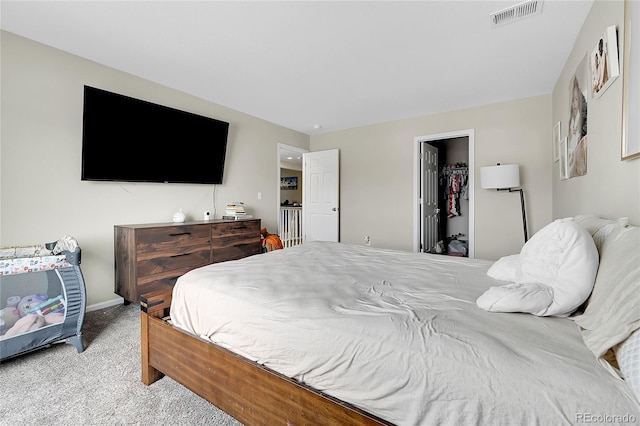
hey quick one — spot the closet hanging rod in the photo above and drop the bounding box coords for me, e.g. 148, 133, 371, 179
441, 167, 469, 174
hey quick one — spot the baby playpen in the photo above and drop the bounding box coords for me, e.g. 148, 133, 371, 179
0, 236, 86, 361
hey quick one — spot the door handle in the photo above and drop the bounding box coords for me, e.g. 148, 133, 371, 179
332, 207, 337, 211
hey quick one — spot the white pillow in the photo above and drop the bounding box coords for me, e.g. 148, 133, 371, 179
476, 282, 553, 313
616, 329, 640, 404
486, 254, 519, 282
477, 219, 599, 316
573, 224, 640, 376
573, 215, 618, 256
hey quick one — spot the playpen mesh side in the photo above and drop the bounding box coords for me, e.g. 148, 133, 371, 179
58, 266, 86, 347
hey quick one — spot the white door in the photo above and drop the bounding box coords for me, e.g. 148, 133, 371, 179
303, 149, 339, 242
421, 143, 439, 252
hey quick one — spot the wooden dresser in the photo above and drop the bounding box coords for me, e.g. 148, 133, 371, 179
114, 219, 261, 304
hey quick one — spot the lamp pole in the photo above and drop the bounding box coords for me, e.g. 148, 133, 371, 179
510, 188, 528, 243
496, 188, 528, 243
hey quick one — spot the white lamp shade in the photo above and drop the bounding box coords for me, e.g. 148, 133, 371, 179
480, 164, 520, 189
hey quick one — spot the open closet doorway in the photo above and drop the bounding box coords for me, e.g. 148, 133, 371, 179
277, 143, 309, 248
413, 130, 475, 258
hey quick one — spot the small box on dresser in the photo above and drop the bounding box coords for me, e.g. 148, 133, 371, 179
114, 219, 261, 304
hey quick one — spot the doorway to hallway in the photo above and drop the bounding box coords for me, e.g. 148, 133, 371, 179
278, 144, 308, 247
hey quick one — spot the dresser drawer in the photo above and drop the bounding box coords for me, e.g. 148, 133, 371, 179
211, 220, 260, 247
136, 243, 212, 277
211, 220, 261, 262
136, 263, 206, 296
136, 225, 211, 252
211, 220, 260, 237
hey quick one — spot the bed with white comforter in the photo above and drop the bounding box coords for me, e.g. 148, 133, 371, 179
171, 235, 640, 425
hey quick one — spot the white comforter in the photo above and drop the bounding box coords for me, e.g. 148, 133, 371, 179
171, 241, 640, 425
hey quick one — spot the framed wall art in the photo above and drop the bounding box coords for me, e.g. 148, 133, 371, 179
553, 121, 561, 162
622, 1, 640, 160
590, 25, 620, 99
559, 137, 569, 180
567, 54, 589, 177
280, 176, 298, 190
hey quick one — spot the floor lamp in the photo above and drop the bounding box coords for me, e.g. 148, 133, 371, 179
480, 163, 528, 243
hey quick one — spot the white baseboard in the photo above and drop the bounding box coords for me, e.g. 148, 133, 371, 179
86, 297, 125, 312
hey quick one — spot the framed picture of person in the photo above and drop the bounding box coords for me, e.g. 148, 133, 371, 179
590, 26, 620, 99
567, 54, 589, 178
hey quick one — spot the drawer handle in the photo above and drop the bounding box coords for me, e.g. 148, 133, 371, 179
170, 253, 191, 258
169, 232, 192, 236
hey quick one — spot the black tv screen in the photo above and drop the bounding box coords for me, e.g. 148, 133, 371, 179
81, 86, 229, 184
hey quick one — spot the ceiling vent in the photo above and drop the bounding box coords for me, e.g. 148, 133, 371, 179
490, 0, 543, 28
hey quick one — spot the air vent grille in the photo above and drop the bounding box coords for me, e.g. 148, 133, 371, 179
490, 0, 543, 27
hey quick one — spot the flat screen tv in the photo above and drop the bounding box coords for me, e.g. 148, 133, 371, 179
81, 86, 229, 184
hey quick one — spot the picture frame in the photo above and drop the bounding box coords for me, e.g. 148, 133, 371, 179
622, 1, 640, 160
567, 54, 589, 178
590, 25, 620, 99
553, 121, 561, 162
280, 176, 298, 190
559, 137, 568, 180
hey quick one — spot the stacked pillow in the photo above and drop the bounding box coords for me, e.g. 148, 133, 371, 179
573, 224, 640, 380
616, 329, 640, 404
572, 215, 618, 256
484, 254, 519, 282
479, 216, 640, 404
477, 218, 599, 317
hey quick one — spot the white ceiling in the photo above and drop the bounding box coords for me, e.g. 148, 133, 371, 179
280, 150, 305, 170
1, 1, 593, 136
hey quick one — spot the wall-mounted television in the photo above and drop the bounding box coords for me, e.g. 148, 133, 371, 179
81, 86, 229, 184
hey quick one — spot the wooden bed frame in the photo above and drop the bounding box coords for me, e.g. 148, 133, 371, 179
140, 287, 391, 425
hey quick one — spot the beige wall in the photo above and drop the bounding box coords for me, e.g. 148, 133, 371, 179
552, 0, 639, 224
0, 32, 309, 307
311, 95, 553, 260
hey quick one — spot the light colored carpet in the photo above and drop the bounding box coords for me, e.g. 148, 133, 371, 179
0, 303, 242, 425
